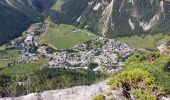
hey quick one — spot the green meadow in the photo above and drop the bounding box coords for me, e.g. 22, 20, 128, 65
42, 23, 96, 49
0, 57, 47, 75
0, 49, 47, 75
117, 34, 166, 50
0, 49, 20, 59
0, 49, 20, 68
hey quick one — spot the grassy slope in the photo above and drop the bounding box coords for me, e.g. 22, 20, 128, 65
48, 0, 90, 24
0, 49, 20, 59
103, 52, 170, 100
0, 45, 6, 51
0, 49, 20, 68
0, 49, 47, 75
124, 52, 170, 91
42, 23, 96, 49
0, 57, 47, 75
117, 34, 166, 50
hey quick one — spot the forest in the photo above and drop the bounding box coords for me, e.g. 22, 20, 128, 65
0, 68, 106, 97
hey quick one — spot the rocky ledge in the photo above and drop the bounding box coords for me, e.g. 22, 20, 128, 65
1, 80, 109, 100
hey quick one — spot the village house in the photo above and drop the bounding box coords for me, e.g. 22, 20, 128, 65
22, 53, 39, 63
46, 37, 133, 73
37, 46, 48, 54
24, 32, 34, 45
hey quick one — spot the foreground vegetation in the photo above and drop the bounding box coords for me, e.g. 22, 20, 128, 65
94, 51, 170, 100
123, 52, 170, 91
0, 68, 106, 97
41, 23, 96, 49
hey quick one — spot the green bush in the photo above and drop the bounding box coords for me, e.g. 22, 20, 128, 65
130, 89, 156, 100
108, 68, 161, 95
106, 51, 170, 99
93, 94, 105, 100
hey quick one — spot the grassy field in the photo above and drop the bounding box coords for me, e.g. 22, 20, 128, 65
0, 49, 47, 75
116, 34, 166, 50
0, 59, 15, 69
0, 49, 20, 68
41, 23, 96, 49
0, 57, 47, 75
0, 45, 5, 51
0, 49, 20, 59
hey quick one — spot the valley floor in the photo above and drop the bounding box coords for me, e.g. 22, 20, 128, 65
1, 21, 170, 99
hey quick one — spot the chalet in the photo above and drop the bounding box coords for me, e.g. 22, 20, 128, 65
24, 33, 34, 45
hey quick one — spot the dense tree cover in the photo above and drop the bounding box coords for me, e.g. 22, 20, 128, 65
0, 68, 106, 97
0, 0, 56, 45
31, 0, 56, 12
0, 4, 32, 45
0, 0, 46, 45
107, 52, 170, 99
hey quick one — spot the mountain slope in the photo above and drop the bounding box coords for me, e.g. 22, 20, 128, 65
1, 0, 170, 44
48, 0, 92, 24
74, 0, 170, 37
0, 0, 56, 45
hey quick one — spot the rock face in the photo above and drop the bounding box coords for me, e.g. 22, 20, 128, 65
74, 0, 170, 37
1, 80, 109, 100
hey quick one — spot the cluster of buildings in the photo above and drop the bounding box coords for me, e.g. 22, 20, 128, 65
24, 23, 46, 47
5, 22, 134, 74
21, 53, 40, 64
18, 23, 47, 63
47, 37, 134, 73
24, 25, 38, 46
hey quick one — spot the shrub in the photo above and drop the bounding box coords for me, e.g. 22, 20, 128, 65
108, 68, 163, 99
93, 94, 105, 100
130, 89, 156, 100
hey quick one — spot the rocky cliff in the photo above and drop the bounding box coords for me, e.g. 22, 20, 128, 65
1, 81, 109, 100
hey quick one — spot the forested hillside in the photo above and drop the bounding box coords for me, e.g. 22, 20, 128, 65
46, 0, 170, 38
0, 3, 33, 44
0, 0, 56, 45
75, 0, 170, 37
0, 68, 106, 97
1, 0, 170, 45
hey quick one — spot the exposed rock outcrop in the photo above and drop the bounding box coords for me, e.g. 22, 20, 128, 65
1, 80, 110, 100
